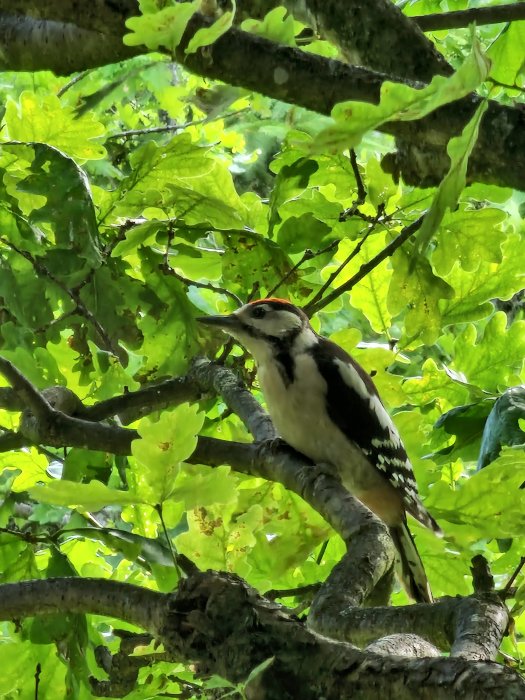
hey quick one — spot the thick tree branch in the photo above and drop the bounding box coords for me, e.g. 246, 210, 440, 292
0, 387, 23, 411
302, 0, 451, 81
236, 0, 451, 81
80, 374, 204, 423
1, 7, 525, 189
0, 8, 139, 73
366, 633, 440, 658
191, 358, 276, 441
0, 357, 54, 422
0, 577, 165, 633
0, 573, 521, 699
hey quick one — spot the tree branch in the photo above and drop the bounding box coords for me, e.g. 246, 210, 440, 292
0, 357, 53, 422
190, 359, 276, 441
0, 573, 521, 699
305, 215, 424, 315
79, 374, 204, 424
0, 359, 511, 664
2, 7, 525, 189
413, 3, 525, 32
301, 0, 451, 81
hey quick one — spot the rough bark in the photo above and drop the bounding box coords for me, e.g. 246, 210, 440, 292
0, 2, 525, 189
0, 574, 522, 700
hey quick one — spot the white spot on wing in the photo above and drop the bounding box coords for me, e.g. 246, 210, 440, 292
334, 358, 369, 401
369, 395, 391, 430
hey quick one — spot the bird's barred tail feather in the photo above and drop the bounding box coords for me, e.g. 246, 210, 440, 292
389, 521, 433, 604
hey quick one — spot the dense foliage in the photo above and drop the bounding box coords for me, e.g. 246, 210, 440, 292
0, 0, 524, 696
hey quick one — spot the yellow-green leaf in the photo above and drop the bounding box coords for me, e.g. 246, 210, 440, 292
124, 1, 201, 52
131, 403, 205, 504
185, 3, 236, 55
4, 92, 106, 161
310, 36, 490, 153
415, 99, 489, 254
29, 480, 138, 510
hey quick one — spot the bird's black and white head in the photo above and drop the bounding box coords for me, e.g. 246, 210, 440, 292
198, 298, 315, 362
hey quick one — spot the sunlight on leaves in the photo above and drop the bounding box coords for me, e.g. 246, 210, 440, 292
124, 1, 201, 52
309, 36, 490, 152
131, 403, 204, 505
415, 99, 489, 254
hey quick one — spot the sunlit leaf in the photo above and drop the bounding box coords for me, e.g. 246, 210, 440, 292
4, 91, 106, 161
310, 36, 490, 152
29, 480, 139, 510
131, 403, 205, 505
415, 99, 488, 254
185, 2, 236, 54
124, 1, 201, 52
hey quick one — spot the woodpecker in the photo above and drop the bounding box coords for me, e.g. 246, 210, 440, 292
198, 298, 441, 603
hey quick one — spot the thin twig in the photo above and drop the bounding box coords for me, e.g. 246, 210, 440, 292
57, 70, 91, 97
266, 249, 315, 298
164, 222, 175, 270
107, 108, 248, 140
108, 118, 209, 140
316, 539, 329, 566
34, 662, 41, 700
266, 239, 341, 302
265, 582, 321, 600
339, 149, 368, 221
502, 556, 525, 600
305, 223, 377, 311
305, 214, 425, 316
350, 149, 366, 203
155, 504, 182, 579
34, 308, 79, 336
0, 237, 123, 361
161, 264, 243, 306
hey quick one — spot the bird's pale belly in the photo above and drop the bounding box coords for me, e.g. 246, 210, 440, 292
257, 356, 384, 495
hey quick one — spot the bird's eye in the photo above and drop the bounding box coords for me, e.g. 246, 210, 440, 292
251, 306, 266, 319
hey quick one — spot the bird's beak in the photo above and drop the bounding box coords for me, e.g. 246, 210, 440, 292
197, 313, 242, 332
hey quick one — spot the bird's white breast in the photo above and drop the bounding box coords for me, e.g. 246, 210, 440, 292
256, 351, 381, 493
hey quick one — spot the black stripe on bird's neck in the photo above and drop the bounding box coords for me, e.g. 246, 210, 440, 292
269, 332, 303, 386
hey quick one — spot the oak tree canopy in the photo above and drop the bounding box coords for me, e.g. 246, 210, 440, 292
0, 1, 524, 698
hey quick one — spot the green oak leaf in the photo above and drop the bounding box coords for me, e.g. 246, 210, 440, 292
415, 99, 488, 254
186, 2, 236, 54
4, 91, 106, 161
29, 480, 139, 510
124, 1, 201, 52
388, 249, 454, 345
452, 313, 525, 392
432, 206, 506, 276
440, 233, 525, 325
131, 403, 205, 505
309, 36, 490, 152
425, 448, 525, 539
